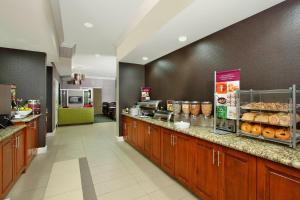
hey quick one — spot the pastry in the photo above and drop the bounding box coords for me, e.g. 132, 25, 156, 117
268, 114, 280, 125
275, 129, 291, 140
278, 113, 291, 126
241, 122, 252, 133
251, 124, 263, 135
262, 127, 275, 138
254, 113, 269, 123
241, 112, 257, 121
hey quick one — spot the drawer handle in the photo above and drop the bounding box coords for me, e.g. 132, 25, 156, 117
212, 149, 215, 165
217, 151, 220, 167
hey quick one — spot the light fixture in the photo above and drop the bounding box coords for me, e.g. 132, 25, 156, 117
142, 56, 149, 61
95, 54, 100, 57
178, 35, 187, 42
84, 22, 94, 28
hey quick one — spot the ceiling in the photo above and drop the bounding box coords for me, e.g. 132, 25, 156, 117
121, 0, 285, 65
0, 0, 59, 65
1, 0, 285, 77
59, 0, 145, 55
72, 54, 116, 78
57, 0, 149, 78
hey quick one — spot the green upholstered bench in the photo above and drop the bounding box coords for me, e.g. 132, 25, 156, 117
58, 107, 94, 126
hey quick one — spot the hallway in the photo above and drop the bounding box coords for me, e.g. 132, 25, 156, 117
7, 122, 197, 200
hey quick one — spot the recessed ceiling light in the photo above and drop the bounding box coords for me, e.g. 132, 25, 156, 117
84, 22, 94, 28
178, 36, 187, 42
95, 54, 100, 57
142, 57, 149, 61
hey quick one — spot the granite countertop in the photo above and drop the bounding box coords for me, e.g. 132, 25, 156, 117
122, 113, 300, 170
11, 114, 41, 123
0, 125, 27, 142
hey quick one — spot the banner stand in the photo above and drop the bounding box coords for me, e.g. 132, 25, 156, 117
213, 69, 240, 135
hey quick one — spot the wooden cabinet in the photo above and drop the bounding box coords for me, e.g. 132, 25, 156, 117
1, 135, 15, 196
150, 125, 161, 166
137, 121, 145, 151
122, 116, 300, 200
257, 158, 300, 200
161, 128, 175, 176
193, 139, 256, 200
144, 124, 161, 166
144, 124, 151, 157
218, 147, 256, 200
174, 132, 193, 188
193, 139, 218, 200
122, 116, 130, 142
14, 130, 26, 178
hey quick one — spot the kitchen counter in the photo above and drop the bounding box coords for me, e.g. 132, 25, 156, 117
123, 113, 300, 170
11, 114, 41, 123
0, 125, 27, 142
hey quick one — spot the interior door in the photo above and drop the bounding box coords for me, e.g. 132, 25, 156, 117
93, 88, 102, 114
161, 128, 175, 176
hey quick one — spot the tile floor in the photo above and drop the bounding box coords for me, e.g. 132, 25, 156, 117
7, 122, 199, 200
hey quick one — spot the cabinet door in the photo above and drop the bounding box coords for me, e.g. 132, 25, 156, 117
2, 136, 15, 194
137, 121, 145, 151
193, 139, 218, 200
150, 125, 161, 166
25, 125, 33, 166
127, 118, 133, 144
15, 130, 26, 177
257, 158, 300, 200
131, 120, 138, 146
144, 124, 151, 157
122, 117, 128, 141
32, 119, 38, 155
161, 128, 175, 176
174, 133, 192, 187
218, 147, 256, 200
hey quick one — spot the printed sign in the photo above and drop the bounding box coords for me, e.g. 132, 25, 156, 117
215, 69, 240, 120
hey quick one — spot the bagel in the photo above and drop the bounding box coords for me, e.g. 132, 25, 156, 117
262, 127, 275, 139
241, 122, 252, 133
251, 124, 263, 135
275, 129, 291, 140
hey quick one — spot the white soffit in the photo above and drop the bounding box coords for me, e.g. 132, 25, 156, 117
117, 0, 194, 60
0, 0, 59, 65
120, 0, 285, 65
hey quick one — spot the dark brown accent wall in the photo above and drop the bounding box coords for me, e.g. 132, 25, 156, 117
0, 47, 47, 147
145, 0, 300, 103
119, 62, 145, 136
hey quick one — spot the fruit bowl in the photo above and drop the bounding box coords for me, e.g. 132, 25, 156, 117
16, 110, 32, 117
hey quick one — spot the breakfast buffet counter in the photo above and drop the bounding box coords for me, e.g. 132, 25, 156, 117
122, 113, 300, 170
11, 114, 41, 123
0, 125, 27, 142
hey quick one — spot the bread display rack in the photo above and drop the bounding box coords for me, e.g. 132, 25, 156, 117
237, 85, 300, 148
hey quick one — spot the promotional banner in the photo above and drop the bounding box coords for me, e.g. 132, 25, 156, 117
141, 87, 151, 101
215, 69, 240, 120
214, 69, 240, 133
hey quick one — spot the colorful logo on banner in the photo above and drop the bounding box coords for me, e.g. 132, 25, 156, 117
215, 69, 240, 120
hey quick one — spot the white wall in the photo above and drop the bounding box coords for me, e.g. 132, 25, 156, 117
61, 77, 116, 102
